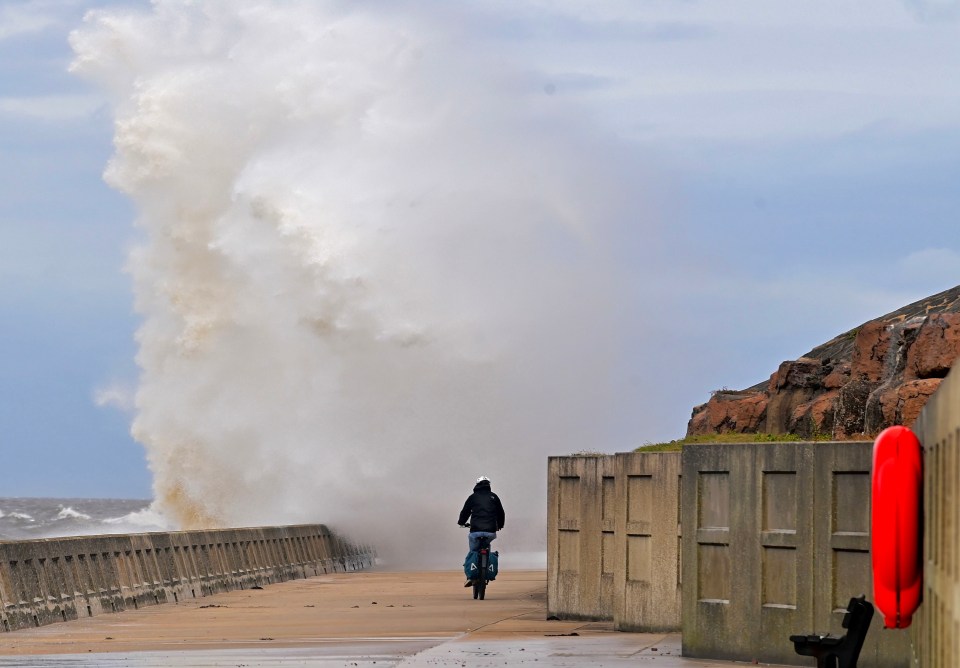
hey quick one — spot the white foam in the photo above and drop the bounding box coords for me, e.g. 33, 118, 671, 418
8, 512, 34, 521
103, 507, 171, 532
55, 506, 92, 520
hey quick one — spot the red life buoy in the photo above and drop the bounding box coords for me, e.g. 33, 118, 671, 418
871, 425, 923, 629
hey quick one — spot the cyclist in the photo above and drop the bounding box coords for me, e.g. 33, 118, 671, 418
458, 475, 505, 586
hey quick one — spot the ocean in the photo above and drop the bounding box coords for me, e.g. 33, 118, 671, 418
0, 498, 164, 541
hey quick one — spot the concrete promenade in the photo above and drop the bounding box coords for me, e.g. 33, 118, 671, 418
0, 570, 789, 667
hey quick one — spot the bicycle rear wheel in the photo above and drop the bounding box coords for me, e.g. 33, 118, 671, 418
476, 550, 488, 600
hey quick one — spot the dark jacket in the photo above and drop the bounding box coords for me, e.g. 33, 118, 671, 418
458, 480, 505, 533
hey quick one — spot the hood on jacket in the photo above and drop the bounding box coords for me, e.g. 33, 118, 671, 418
473, 480, 492, 493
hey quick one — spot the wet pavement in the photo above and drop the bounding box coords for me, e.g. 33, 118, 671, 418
0, 640, 437, 666
395, 632, 770, 667
0, 633, 785, 667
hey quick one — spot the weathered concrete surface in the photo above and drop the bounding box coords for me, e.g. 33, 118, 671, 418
0, 570, 792, 667
547, 453, 681, 631
398, 632, 785, 667
913, 362, 960, 668
547, 455, 611, 622
613, 452, 681, 632
0, 524, 372, 633
682, 441, 910, 667
549, 443, 914, 665
0, 637, 792, 667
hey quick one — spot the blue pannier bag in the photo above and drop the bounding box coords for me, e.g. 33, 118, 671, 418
463, 551, 479, 579
487, 550, 499, 580
463, 550, 499, 581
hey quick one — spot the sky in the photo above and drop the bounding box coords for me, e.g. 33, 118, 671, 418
1, 0, 959, 501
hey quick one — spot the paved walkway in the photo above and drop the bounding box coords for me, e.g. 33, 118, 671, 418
0, 570, 788, 667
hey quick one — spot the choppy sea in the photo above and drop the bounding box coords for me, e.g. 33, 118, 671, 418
0, 498, 166, 541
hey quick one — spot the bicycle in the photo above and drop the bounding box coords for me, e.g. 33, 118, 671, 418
461, 523, 495, 600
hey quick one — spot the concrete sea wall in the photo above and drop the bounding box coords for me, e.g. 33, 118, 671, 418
547, 452, 681, 632
681, 441, 907, 666
548, 445, 911, 666
913, 362, 960, 668
0, 524, 373, 632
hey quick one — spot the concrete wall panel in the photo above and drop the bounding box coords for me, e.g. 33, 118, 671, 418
549, 441, 915, 665
913, 361, 960, 668
682, 441, 909, 667
547, 452, 681, 631
546, 456, 611, 620
614, 452, 681, 632
0, 525, 373, 633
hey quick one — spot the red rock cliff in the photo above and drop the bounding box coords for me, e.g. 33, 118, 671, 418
687, 285, 960, 439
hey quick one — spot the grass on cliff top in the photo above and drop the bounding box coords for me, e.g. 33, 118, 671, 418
634, 432, 822, 452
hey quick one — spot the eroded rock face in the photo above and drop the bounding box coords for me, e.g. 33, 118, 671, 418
789, 390, 838, 439
906, 314, 960, 380
834, 379, 873, 437
688, 391, 767, 435
686, 286, 960, 439
849, 320, 892, 383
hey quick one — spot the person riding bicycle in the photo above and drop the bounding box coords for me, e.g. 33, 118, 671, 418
458, 475, 505, 586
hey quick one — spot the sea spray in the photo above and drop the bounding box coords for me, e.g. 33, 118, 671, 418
71, 0, 637, 566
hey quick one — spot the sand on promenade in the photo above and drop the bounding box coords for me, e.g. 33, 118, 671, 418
0, 569, 575, 656
0, 570, 784, 667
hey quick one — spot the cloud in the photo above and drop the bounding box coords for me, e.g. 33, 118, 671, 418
0, 2, 75, 42
0, 94, 103, 122
902, 0, 960, 22
897, 247, 960, 286
0, 8, 55, 42
542, 72, 620, 95
94, 381, 136, 412
500, 16, 711, 42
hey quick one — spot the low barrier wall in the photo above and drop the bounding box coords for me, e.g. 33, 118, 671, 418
681, 441, 908, 666
913, 363, 960, 668
548, 444, 911, 665
0, 524, 374, 632
547, 452, 682, 631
